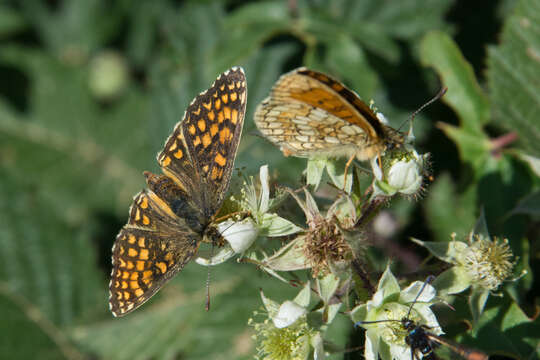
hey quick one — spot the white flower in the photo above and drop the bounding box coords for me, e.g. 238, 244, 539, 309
351, 266, 441, 360
372, 147, 429, 197
273, 301, 308, 328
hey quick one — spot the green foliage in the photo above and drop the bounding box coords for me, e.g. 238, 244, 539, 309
0, 0, 538, 359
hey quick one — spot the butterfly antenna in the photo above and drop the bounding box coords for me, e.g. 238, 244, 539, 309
406, 275, 436, 320
205, 242, 214, 311
397, 87, 448, 132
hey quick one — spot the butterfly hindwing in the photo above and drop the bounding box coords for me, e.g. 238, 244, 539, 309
109, 226, 201, 316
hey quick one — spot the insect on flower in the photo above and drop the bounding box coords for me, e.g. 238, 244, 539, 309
356, 276, 489, 360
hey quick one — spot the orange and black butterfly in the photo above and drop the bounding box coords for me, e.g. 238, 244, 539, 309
109, 67, 247, 316
254, 68, 405, 162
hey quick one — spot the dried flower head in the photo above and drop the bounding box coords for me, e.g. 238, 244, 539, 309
304, 215, 351, 278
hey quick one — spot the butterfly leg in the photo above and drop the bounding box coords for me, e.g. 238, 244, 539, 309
342, 153, 355, 191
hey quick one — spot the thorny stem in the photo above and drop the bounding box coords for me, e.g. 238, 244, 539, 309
354, 196, 386, 228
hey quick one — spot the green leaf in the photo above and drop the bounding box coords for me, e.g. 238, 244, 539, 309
316, 273, 340, 304
0, 4, 26, 38
306, 158, 326, 189
420, 31, 490, 134
487, 0, 540, 157
377, 265, 400, 300
0, 172, 103, 359
326, 158, 353, 193
469, 286, 490, 325
433, 267, 472, 295
424, 173, 476, 242
261, 213, 303, 237
410, 238, 468, 263
509, 190, 540, 216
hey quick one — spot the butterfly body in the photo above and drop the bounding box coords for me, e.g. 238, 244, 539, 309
109, 67, 247, 317
255, 67, 404, 161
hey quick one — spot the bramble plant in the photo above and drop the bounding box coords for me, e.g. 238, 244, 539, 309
1, 1, 538, 359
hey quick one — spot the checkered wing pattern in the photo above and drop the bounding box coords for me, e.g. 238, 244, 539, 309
109, 190, 201, 316
110, 67, 247, 317
255, 68, 403, 160
158, 67, 247, 218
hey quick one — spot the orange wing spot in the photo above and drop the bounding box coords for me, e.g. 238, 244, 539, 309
142, 215, 150, 225
202, 164, 209, 173
143, 270, 153, 279
128, 248, 138, 257
135, 208, 141, 221
130, 272, 139, 280
119, 246, 125, 255
162, 156, 171, 167
231, 109, 239, 124
174, 149, 183, 159
192, 106, 201, 116
168, 141, 177, 152
156, 262, 167, 274
224, 106, 231, 120
215, 152, 227, 167
210, 123, 219, 137
202, 133, 212, 148
236, 81, 242, 88
135, 289, 144, 297
208, 110, 215, 121
203, 101, 212, 110
119, 258, 126, 268
116, 291, 122, 300
128, 234, 136, 244
219, 127, 230, 144
121, 281, 128, 289
213, 91, 218, 98
140, 197, 148, 209
164, 252, 173, 262
220, 84, 225, 91
211, 166, 219, 180
118, 301, 125, 308
189, 124, 197, 135
193, 136, 201, 146
230, 92, 237, 101
228, 83, 235, 90
215, 98, 221, 110
218, 168, 224, 179
318, 74, 329, 82
136, 261, 145, 271
332, 82, 344, 91
115, 281, 120, 288
127, 261, 134, 270
240, 91, 246, 103
198, 119, 206, 132
139, 248, 149, 260
123, 291, 131, 299
221, 93, 229, 104
218, 111, 225, 123
129, 281, 139, 290
138, 237, 145, 247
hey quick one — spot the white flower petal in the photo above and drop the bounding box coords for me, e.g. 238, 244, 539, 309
259, 165, 270, 213
272, 300, 307, 328
401, 281, 436, 304
387, 159, 422, 195
218, 219, 258, 253
364, 330, 379, 360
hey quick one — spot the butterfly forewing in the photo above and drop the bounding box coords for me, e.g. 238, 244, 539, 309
110, 67, 247, 317
159, 67, 247, 216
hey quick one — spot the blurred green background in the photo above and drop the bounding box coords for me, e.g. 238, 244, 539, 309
0, 0, 538, 359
